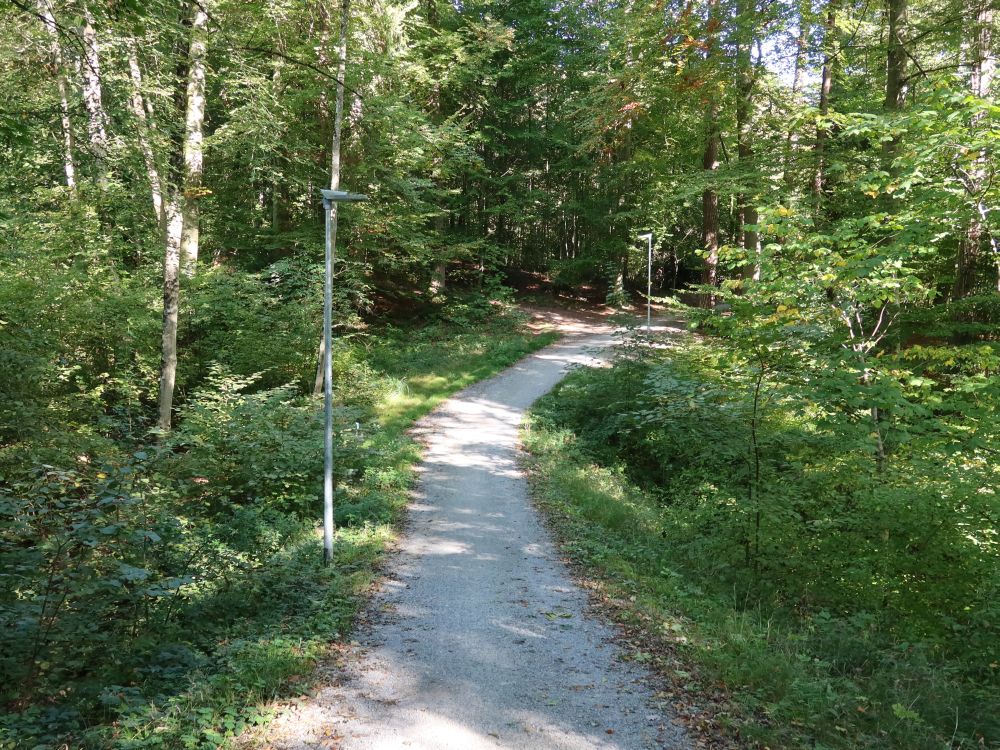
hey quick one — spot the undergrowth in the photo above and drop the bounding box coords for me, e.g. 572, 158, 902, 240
0, 296, 557, 749
523, 326, 999, 750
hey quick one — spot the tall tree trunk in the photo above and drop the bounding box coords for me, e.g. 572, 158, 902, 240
430, 261, 447, 294
853, 0, 909, 463
158, 198, 183, 431
80, 2, 108, 187
271, 47, 286, 233
126, 40, 165, 233
702, 123, 720, 301
953, 0, 996, 299
314, 0, 351, 396
157, 4, 211, 431
813, 0, 838, 206
882, 0, 908, 168
736, 1, 759, 281
427, 0, 447, 297
179, 4, 209, 276
701, 0, 720, 306
329, 0, 349, 194
883, 0, 908, 112
37, 0, 76, 190
784, 2, 808, 200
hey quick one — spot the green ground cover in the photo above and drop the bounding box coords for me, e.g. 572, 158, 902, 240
0, 298, 557, 750
524, 326, 999, 750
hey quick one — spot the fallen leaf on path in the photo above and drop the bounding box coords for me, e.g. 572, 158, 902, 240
541, 610, 573, 619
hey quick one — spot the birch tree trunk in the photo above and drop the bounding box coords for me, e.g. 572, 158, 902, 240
179, 4, 209, 276
700, 0, 720, 306
80, 2, 108, 187
314, 0, 351, 396
37, 0, 76, 190
157, 4, 212, 431
126, 40, 165, 233
157, 198, 184, 431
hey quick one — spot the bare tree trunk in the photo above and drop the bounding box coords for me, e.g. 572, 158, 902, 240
736, 2, 760, 281
329, 0, 349, 194
271, 50, 284, 232
126, 40, 165, 233
702, 121, 720, 301
179, 4, 209, 276
157, 198, 183, 431
314, 0, 351, 396
157, 4, 212, 431
882, 0, 908, 168
80, 2, 108, 187
954, 224, 984, 300
884, 0, 908, 112
430, 261, 447, 294
701, 0, 720, 306
953, 0, 996, 299
784, 2, 808, 200
813, 0, 838, 206
37, 0, 76, 190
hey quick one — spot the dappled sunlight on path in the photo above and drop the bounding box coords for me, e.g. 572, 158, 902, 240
255, 315, 689, 750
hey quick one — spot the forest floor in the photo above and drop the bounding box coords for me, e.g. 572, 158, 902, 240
248, 308, 695, 750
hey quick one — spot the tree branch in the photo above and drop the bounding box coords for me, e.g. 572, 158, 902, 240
237, 45, 365, 99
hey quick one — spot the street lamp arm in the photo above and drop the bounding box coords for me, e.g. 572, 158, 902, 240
321, 189, 369, 206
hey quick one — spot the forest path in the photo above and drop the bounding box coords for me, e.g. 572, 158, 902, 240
260, 311, 690, 750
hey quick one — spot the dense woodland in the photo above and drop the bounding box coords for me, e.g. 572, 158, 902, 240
1, 0, 997, 747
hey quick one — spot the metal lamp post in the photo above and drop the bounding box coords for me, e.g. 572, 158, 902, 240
637, 232, 653, 333
320, 188, 368, 565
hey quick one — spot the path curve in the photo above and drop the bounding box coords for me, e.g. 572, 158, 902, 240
264, 320, 689, 750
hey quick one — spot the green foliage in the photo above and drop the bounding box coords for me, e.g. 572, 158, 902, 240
160, 368, 353, 517
525, 328, 1000, 749
3, 0, 999, 747
0, 189, 161, 447
1, 296, 555, 748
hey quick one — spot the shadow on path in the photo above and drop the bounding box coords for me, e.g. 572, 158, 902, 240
258, 323, 690, 750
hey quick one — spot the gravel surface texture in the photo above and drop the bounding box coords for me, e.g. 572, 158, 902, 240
260, 318, 690, 750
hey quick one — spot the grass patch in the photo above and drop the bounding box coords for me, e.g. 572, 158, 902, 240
372, 321, 559, 432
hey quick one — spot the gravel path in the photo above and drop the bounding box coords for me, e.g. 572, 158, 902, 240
261, 320, 690, 750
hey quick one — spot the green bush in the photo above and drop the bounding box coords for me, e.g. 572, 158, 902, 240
159, 364, 385, 518
1, 288, 556, 748
526, 332, 1000, 749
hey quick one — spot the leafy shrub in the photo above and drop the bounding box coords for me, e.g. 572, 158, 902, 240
158, 366, 374, 517
0, 449, 319, 747
528, 331, 1000, 748
0, 458, 183, 708
0, 269, 552, 748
